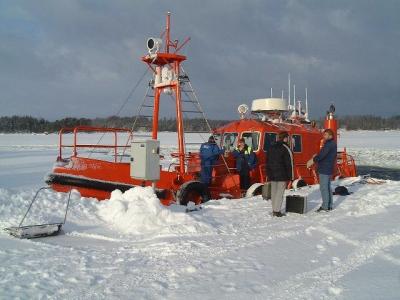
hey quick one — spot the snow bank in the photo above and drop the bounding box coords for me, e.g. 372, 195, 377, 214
97, 187, 213, 235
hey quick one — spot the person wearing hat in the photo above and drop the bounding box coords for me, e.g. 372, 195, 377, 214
307, 128, 337, 211
232, 138, 257, 193
199, 136, 224, 186
266, 131, 294, 217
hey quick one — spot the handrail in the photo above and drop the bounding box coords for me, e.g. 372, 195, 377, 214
57, 126, 132, 162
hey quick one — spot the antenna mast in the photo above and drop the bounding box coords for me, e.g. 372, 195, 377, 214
142, 12, 190, 173
288, 73, 291, 110
305, 88, 309, 120
293, 84, 296, 115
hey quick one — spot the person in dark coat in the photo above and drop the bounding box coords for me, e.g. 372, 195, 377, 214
232, 138, 257, 192
266, 131, 294, 217
307, 128, 337, 211
199, 136, 224, 186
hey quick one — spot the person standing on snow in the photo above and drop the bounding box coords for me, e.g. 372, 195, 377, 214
199, 136, 224, 186
232, 138, 257, 193
307, 128, 337, 211
266, 131, 294, 217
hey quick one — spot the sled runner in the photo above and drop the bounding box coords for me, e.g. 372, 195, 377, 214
4, 187, 71, 239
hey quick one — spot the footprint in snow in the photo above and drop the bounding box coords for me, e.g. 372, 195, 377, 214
185, 265, 197, 273
331, 256, 341, 265
222, 282, 237, 292
328, 286, 343, 296
326, 236, 338, 246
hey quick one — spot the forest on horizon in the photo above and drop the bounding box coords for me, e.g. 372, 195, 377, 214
0, 114, 399, 133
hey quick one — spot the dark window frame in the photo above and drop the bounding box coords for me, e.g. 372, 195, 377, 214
263, 132, 277, 152
222, 132, 238, 151
291, 134, 302, 153
241, 131, 261, 152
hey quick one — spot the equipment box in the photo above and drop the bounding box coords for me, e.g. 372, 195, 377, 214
130, 140, 160, 181
286, 195, 307, 214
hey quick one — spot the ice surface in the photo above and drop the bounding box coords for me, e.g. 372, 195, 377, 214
0, 130, 399, 299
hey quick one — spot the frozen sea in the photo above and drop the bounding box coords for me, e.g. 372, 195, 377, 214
0, 130, 399, 299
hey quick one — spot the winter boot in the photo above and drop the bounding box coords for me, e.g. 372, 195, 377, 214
273, 211, 286, 217
316, 207, 329, 212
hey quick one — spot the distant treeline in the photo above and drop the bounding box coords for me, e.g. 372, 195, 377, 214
0, 115, 399, 133
0, 115, 230, 133
337, 115, 400, 130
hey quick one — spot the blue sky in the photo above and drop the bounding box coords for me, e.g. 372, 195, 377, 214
0, 0, 399, 120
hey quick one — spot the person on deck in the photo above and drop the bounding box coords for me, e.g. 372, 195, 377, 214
266, 131, 294, 217
232, 138, 257, 193
199, 136, 224, 186
307, 128, 337, 211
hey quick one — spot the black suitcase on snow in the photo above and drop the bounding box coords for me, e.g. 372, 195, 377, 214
286, 195, 307, 214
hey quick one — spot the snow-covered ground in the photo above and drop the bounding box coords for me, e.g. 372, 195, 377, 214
0, 131, 399, 299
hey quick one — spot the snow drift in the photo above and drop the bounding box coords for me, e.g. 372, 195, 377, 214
96, 187, 214, 236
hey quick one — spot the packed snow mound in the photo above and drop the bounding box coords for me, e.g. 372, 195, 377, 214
97, 187, 214, 235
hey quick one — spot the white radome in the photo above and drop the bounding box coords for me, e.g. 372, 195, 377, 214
251, 98, 288, 112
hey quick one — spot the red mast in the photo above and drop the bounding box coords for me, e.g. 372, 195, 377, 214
142, 12, 190, 174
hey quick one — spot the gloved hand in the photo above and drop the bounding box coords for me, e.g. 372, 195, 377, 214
306, 158, 314, 169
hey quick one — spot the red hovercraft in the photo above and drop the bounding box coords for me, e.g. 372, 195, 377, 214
46, 13, 357, 206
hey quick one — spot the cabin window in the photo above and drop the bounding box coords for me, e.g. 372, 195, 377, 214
263, 132, 277, 152
223, 133, 238, 151
292, 134, 302, 153
242, 132, 260, 151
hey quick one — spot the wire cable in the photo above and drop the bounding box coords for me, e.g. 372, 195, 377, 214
87, 67, 150, 159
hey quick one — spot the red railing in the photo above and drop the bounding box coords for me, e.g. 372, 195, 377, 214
57, 126, 133, 163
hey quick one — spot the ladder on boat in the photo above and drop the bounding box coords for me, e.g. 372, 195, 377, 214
129, 67, 240, 195
131, 66, 214, 151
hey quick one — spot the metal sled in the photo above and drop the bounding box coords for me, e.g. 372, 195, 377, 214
4, 187, 71, 239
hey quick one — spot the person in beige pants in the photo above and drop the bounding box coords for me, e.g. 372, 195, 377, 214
265, 132, 294, 217
270, 181, 288, 215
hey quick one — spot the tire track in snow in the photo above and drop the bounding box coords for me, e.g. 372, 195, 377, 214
267, 232, 400, 299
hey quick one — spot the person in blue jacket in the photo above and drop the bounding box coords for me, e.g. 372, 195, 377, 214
199, 136, 224, 186
307, 129, 337, 211
233, 138, 257, 192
